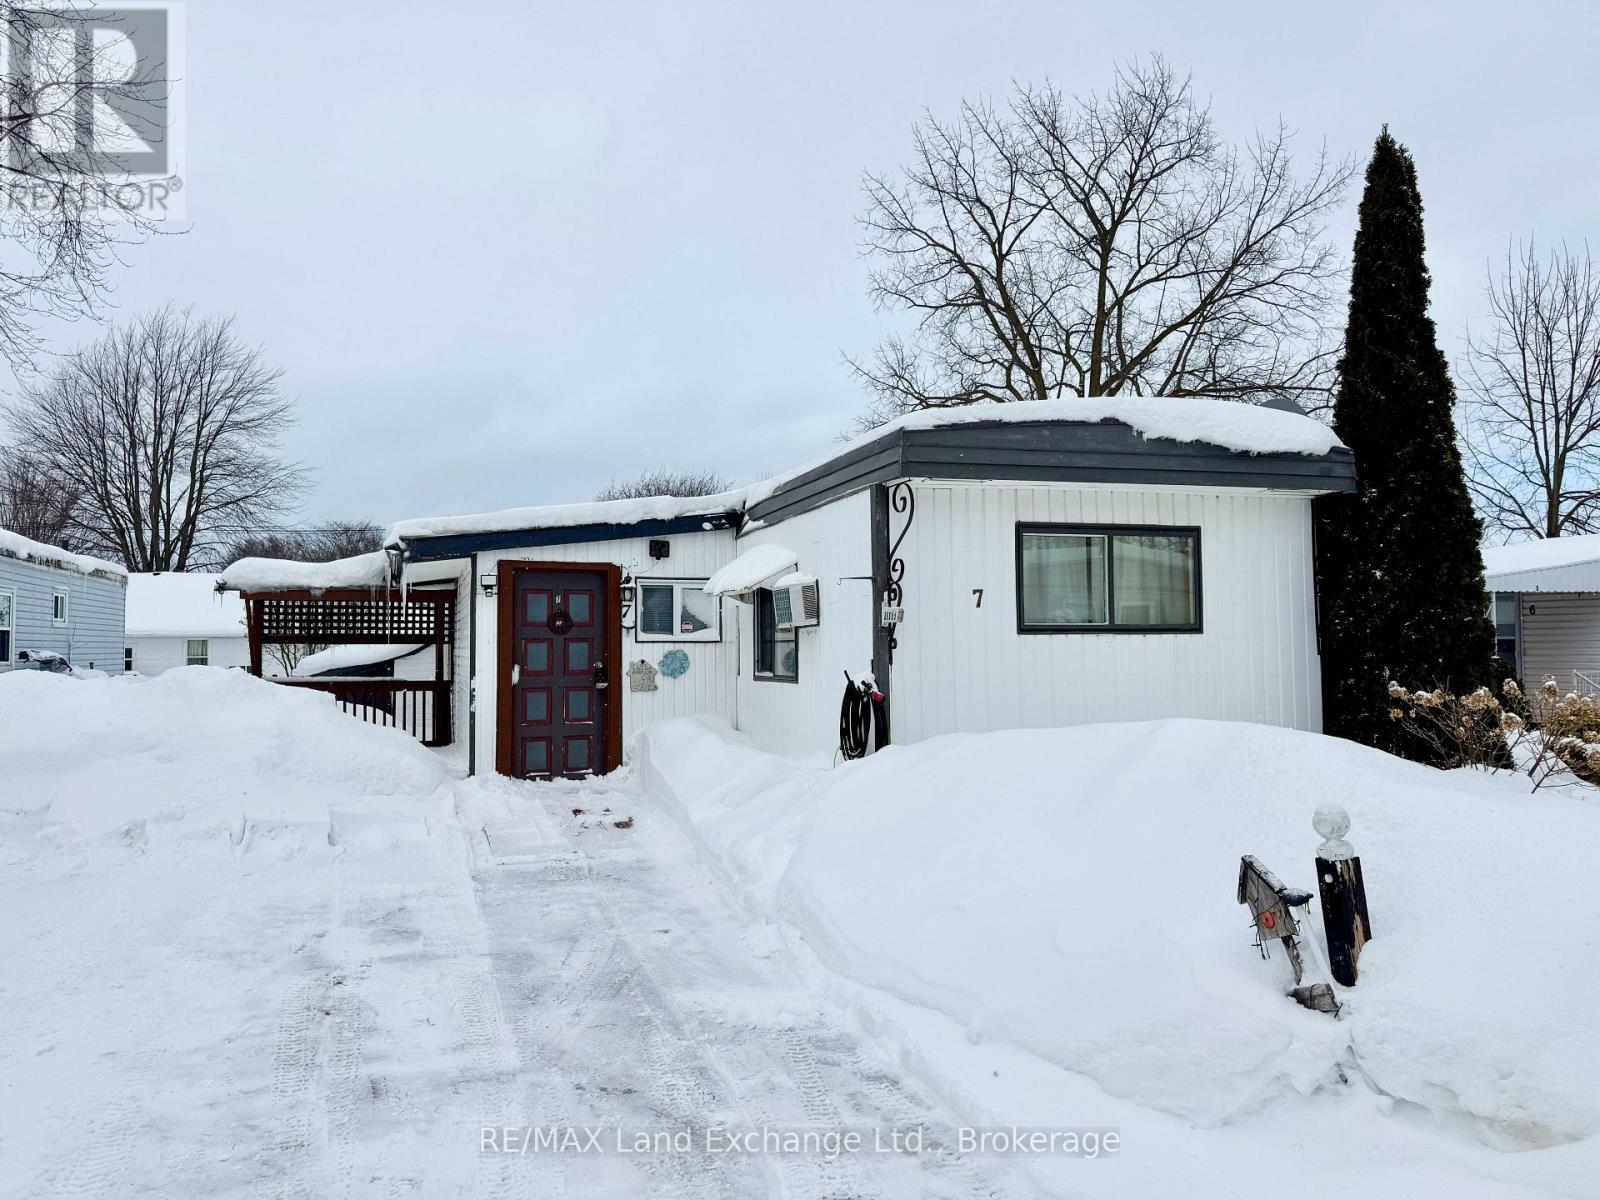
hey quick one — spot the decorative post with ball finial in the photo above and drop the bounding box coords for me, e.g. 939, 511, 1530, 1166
1314, 805, 1372, 987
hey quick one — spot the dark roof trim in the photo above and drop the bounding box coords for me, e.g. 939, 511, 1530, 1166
744, 419, 1357, 527
399, 511, 739, 563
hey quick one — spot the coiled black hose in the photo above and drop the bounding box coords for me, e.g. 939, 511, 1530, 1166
839, 672, 888, 760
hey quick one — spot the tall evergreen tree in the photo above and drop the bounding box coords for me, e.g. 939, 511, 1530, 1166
1316, 129, 1496, 759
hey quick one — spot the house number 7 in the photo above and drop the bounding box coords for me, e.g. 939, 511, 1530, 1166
972, 588, 983, 608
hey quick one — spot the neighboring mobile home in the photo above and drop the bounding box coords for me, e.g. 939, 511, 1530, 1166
124, 573, 250, 675
0, 530, 126, 673
1483, 535, 1600, 694
220, 398, 1357, 777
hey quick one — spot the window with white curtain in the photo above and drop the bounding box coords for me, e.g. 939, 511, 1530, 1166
1018, 524, 1200, 632
635, 579, 721, 642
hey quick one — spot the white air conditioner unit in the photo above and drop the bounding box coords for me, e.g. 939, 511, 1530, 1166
772, 576, 821, 630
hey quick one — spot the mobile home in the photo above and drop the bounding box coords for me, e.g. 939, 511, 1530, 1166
220, 398, 1357, 776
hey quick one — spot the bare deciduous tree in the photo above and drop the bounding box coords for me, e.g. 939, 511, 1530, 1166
0, 453, 79, 545
1462, 241, 1600, 540
0, 3, 170, 368
225, 520, 383, 567
851, 56, 1353, 425
4, 307, 307, 571
595, 468, 732, 501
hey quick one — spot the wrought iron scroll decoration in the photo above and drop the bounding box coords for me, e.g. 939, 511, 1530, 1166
884, 481, 915, 663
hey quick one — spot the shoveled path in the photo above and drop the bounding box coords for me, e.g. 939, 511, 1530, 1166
470, 769, 1029, 1200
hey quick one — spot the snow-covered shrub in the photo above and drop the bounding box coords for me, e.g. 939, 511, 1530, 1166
1388, 676, 1600, 788
1385, 680, 1514, 771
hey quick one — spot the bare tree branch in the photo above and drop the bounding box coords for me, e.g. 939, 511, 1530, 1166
1462, 241, 1600, 540
0, 3, 172, 369
3, 306, 308, 571
0, 450, 78, 544
849, 56, 1353, 426
595, 467, 732, 502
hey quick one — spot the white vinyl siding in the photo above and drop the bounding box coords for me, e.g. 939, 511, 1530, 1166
0, 557, 125, 672
124, 634, 251, 676
733, 490, 877, 757
891, 482, 1324, 741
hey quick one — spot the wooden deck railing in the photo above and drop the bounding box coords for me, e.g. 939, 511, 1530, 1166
274, 678, 452, 747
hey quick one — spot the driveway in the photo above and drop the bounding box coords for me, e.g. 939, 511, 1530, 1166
470, 769, 1026, 1199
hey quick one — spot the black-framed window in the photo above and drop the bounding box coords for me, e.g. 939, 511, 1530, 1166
754, 587, 798, 681
1017, 523, 1201, 633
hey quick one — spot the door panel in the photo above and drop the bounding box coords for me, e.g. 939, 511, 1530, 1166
509, 568, 612, 778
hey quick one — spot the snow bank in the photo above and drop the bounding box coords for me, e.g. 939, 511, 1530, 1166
124, 573, 245, 637
704, 544, 798, 596
0, 668, 447, 848
218, 550, 391, 592
292, 642, 425, 676
637, 716, 1600, 1147
0, 529, 126, 579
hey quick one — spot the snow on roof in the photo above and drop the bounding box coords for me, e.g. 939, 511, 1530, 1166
704, 544, 798, 596
303, 398, 1343, 568
384, 490, 746, 545
745, 396, 1346, 506
1483, 535, 1600, 578
1483, 535, 1600, 592
218, 550, 391, 593
125, 573, 246, 638
0, 529, 126, 580
291, 643, 426, 677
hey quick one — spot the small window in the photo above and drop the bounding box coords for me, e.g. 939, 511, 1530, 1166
186, 638, 210, 666
635, 579, 722, 642
754, 588, 798, 681
124, 646, 135, 673
0, 590, 12, 664
51, 589, 69, 625
1018, 524, 1201, 633
1493, 593, 1519, 666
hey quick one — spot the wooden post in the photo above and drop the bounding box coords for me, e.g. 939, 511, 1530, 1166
246, 597, 264, 677
1314, 805, 1372, 987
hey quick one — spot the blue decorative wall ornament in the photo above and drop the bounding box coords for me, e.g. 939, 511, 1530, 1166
659, 648, 690, 679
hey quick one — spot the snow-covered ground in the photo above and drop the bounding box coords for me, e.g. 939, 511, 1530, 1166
637, 715, 1600, 1198
6, 669, 1597, 1198
0, 670, 1028, 1198
0, 669, 529, 1197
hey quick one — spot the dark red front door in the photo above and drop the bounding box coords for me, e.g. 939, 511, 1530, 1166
510, 567, 610, 778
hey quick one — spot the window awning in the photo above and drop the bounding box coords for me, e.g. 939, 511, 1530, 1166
703, 544, 798, 597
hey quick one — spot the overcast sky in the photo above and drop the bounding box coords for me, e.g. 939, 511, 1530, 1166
16, 0, 1600, 528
